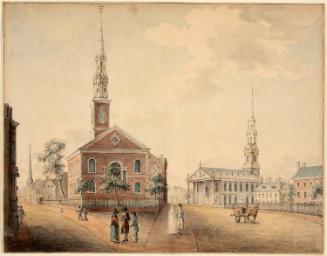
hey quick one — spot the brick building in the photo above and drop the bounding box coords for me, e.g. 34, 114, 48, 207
66, 8, 167, 210
292, 163, 323, 203
3, 103, 20, 240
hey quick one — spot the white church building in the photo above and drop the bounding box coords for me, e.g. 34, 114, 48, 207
186, 90, 263, 207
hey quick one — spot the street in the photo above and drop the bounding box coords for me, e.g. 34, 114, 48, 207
186, 205, 323, 253
9, 204, 323, 253
13, 204, 115, 252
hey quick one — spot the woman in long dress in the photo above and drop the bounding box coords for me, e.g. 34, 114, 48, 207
167, 205, 178, 235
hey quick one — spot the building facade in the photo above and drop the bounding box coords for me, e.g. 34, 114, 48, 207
292, 164, 323, 204
66, 8, 167, 209
4, 104, 20, 238
186, 89, 262, 207
254, 181, 289, 204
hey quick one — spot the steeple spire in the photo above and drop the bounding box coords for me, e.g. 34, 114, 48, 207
99, 5, 105, 55
243, 88, 260, 176
92, 5, 110, 138
93, 5, 108, 99
27, 144, 33, 185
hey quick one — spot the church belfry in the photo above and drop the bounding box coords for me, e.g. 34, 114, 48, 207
92, 5, 110, 138
243, 88, 260, 176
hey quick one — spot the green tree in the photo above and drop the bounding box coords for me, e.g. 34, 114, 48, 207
38, 139, 66, 198
102, 163, 129, 207
74, 177, 89, 206
312, 183, 323, 200
147, 173, 166, 200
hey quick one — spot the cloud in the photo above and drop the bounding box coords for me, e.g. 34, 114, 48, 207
144, 5, 321, 101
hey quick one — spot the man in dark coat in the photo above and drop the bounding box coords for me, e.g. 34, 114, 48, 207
121, 207, 130, 242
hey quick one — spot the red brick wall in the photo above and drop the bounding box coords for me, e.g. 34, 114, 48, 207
87, 130, 142, 150
294, 177, 323, 203
81, 152, 148, 199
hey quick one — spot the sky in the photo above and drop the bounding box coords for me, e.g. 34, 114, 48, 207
3, 3, 323, 188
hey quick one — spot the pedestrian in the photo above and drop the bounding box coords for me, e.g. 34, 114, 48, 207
110, 213, 120, 243
130, 212, 139, 242
17, 205, 26, 226
177, 203, 184, 234
168, 205, 178, 235
82, 206, 88, 221
75, 206, 83, 220
121, 207, 130, 242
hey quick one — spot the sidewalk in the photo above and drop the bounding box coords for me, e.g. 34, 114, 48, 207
43, 203, 198, 252
145, 204, 198, 252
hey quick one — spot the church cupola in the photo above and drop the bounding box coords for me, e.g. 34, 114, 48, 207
92, 6, 110, 138
243, 88, 260, 176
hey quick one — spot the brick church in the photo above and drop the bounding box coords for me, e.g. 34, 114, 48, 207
66, 8, 167, 210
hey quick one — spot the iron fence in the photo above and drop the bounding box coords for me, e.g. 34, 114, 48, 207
43, 198, 165, 210
224, 202, 323, 216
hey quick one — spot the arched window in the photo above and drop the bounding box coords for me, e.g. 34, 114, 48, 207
88, 159, 96, 173
240, 183, 243, 192
229, 182, 232, 191
224, 182, 227, 191
134, 160, 141, 173
88, 180, 96, 193
109, 162, 121, 177
234, 183, 237, 191
134, 182, 141, 193
251, 184, 254, 192
246, 183, 249, 192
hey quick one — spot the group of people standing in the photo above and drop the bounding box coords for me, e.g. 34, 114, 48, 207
75, 205, 89, 221
110, 207, 139, 243
168, 203, 184, 235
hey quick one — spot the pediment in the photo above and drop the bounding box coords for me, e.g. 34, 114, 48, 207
80, 125, 149, 151
187, 168, 212, 181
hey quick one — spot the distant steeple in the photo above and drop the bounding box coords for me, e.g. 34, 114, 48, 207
26, 144, 33, 185
243, 88, 260, 176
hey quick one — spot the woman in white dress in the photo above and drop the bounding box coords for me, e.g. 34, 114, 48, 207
167, 205, 178, 235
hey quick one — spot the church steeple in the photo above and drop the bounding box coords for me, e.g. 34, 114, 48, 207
26, 144, 33, 185
243, 87, 260, 176
93, 5, 108, 99
92, 5, 110, 138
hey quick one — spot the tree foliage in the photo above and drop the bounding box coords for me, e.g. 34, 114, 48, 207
75, 177, 89, 194
146, 173, 166, 200
102, 164, 129, 205
313, 183, 323, 199
38, 139, 66, 198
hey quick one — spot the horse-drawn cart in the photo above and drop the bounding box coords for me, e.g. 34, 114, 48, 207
231, 205, 259, 223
